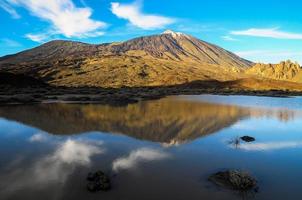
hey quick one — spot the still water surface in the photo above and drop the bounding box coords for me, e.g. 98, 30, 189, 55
0, 95, 302, 200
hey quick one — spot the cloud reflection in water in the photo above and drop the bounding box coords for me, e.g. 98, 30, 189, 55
231, 141, 302, 151
0, 138, 104, 198
29, 132, 49, 142
112, 148, 170, 172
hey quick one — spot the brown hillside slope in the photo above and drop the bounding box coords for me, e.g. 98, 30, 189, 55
247, 60, 302, 83
225, 78, 302, 91
0, 31, 253, 88
1, 30, 302, 91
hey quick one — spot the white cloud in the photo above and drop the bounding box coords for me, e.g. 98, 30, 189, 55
221, 35, 238, 41
0, 0, 20, 19
5, 0, 107, 41
112, 148, 170, 172
110, 1, 174, 30
25, 33, 49, 43
231, 28, 302, 39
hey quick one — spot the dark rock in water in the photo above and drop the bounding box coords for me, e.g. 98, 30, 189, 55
95, 170, 105, 177
240, 136, 255, 142
96, 181, 111, 191
87, 182, 98, 192
100, 175, 110, 183
209, 170, 257, 191
87, 172, 96, 181
86, 170, 111, 192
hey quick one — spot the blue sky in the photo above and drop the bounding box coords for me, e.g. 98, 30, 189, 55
1, 0, 302, 64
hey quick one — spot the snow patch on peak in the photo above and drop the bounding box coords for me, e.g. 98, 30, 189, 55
162, 30, 187, 38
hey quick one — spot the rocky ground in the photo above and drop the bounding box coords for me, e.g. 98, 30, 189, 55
1, 83, 302, 106
1, 70, 302, 106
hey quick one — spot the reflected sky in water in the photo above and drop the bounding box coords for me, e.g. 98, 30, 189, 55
181, 95, 302, 110
0, 95, 302, 200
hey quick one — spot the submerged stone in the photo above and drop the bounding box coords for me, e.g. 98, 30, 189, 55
86, 170, 111, 192
209, 170, 257, 191
87, 172, 96, 181
240, 136, 255, 142
87, 182, 98, 192
95, 170, 105, 177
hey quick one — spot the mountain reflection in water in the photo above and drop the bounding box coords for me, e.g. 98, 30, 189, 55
0, 96, 300, 144
1, 95, 302, 200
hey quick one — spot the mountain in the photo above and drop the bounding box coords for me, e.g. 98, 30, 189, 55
0, 30, 253, 88
109, 30, 253, 68
246, 60, 302, 83
1, 30, 302, 91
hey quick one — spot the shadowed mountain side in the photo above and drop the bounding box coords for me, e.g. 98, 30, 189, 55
1, 71, 302, 92
0, 72, 47, 87
2, 71, 302, 107
0, 98, 250, 143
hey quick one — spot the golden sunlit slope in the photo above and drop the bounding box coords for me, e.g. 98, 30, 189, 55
246, 60, 302, 83
1, 30, 302, 91
0, 31, 253, 88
